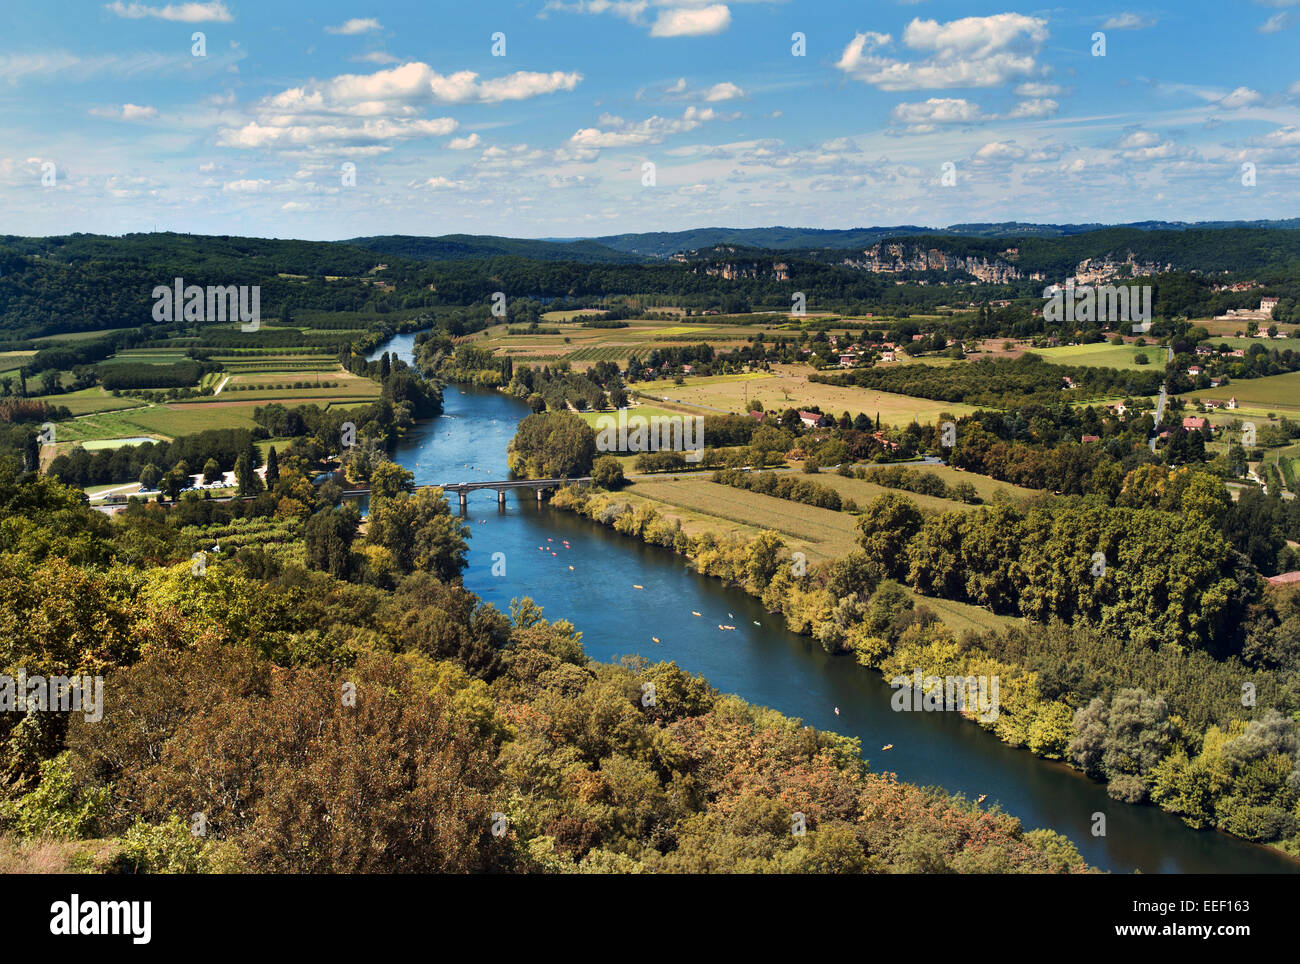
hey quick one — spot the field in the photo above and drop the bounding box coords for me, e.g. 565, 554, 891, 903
1027, 343, 1159, 371
32, 387, 144, 415
1191, 372, 1300, 417
0, 351, 37, 373
53, 403, 261, 443
631, 477, 861, 560
631, 364, 981, 426
624, 475, 1020, 633
806, 471, 985, 514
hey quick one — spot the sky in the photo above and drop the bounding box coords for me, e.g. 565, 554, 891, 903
1, 0, 1298, 240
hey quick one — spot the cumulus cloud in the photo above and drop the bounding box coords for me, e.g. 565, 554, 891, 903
1216, 86, 1262, 109
1015, 82, 1061, 97
837, 14, 1048, 90
447, 133, 482, 150
659, 77, 746, 101
891, 97, 987, 132
217, 116, 458, 150
326, 18, 381, 35
650, 5, 731, 37
105, 1, 233, 22
569, 106, 728, 148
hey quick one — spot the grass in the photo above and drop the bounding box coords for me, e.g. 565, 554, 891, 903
1189, 372, 1300, 416
56, 404, 260, 442
0, 351, 37, 373
32, 387, 144, 416
1028, 343, 1160, 371
631, 477, 861, 561
631, 364, 981, 426
804, 472, 981, 515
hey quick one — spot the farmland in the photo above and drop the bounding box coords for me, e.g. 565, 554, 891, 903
1027, 343, 1159, 370
1191, 371, 1300, 416
630, 364, 982, 425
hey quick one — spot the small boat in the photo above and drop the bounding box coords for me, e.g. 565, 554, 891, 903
977, 794, 987, 804
728, 613, 734, 619
753, 621, 761, 626
551, 552, 557, 557
834, 707, 839, 715
568, 566, 575, 571
651, 637, 660, 644
881, 744, 893, 751
691, 611, 702, 617
633, 584, 644, 590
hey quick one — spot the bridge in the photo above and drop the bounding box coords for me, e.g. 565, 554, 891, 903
342, 477, 593, 510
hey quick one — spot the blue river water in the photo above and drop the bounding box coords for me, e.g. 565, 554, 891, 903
371, 332, 1298, 874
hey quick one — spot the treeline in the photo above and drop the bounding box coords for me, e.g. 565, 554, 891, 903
712, 468, 850, 511
100, 361, 210, 390
48, 428, 260, 488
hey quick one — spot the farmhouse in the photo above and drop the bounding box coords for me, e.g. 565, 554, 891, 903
1182, 416, 1210, 431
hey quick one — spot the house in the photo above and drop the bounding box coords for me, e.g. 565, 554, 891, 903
1187, 366, 1202, 377
1204, 401, 1218, 411
1266, 571, 1300, 586
839, 354, 857, 367
1230, 349, 1246, 358
1081, 434, 1100, 443
1182, 416, 1210, 431
1062, 376, 1076, 389
1260, 297, 1280, 314
681, 365, 693, 374
798, 410, 822, 428
748, 410, 766, 421
1227, 396, 1238, 410
879, 351, 896, 363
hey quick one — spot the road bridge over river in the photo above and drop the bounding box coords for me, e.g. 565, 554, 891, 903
343, 477, 594, 510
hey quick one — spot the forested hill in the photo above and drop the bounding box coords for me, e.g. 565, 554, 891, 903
345, 234, 645, 264
580, 220, 1300, 258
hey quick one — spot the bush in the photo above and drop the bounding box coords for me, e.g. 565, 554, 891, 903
592, 456, 626, 489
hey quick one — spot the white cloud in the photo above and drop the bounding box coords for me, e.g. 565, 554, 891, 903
326, 18, 382, 35
542, 0, 648, 25
217, 116, 457, 150
569, 106, 727, 147
354, 51, 399, 64
1015, 82, 1061, 97
1217, 86, 1262, 109
1101, 13, 1157, 31
223, 178, 270, 192
891, 97, 987, 132
90, 102, 159, 120
1006, 97, 1058, 118
428, 69, 582, 103
104, 1, 233, 22
837, 14, 1048, 90
650, 5, 731, 38
704, 81, 745, 101
1259, 12, 1291, 34
448, 133, 482, 150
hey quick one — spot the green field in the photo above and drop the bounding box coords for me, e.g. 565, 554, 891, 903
33, 387, 145, 415
55, 404, 260, 442
0, 351, 37, 373
1192, 372, 1300, 415
1028, 343, 1160, 370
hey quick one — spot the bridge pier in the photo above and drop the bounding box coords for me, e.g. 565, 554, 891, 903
498, 489, 506, 509
536, 487, 544, 505
459, 490, 467, 511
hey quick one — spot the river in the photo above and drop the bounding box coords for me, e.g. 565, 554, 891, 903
371, 332, 1297, 874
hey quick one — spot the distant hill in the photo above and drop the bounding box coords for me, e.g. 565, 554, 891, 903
344, 234, 644, 264
576, 220, 1300, 258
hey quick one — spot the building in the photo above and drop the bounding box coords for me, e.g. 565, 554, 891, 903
1182, 416, 1210, 431
798, 410, 822, 428
1081, 434, 1100, 443
1227, 397, 1238, 410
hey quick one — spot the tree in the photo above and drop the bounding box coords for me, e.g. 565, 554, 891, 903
370, 460, 414, 500
265, 446, 280, 486
591, 456, 625, 489
139, 463, 161, 491
235, 451, 261, 497
202, 458, 222, 485
857, 493, 924, 579
304, 505, 359, 579
507, 412, 596, 479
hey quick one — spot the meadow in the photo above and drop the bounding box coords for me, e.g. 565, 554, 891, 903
631, 364, 981, 425
1192, 371, 1300, 416
1027, 343, 1159, 371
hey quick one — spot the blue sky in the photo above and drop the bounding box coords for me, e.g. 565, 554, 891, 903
1, 0, 1297, 239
